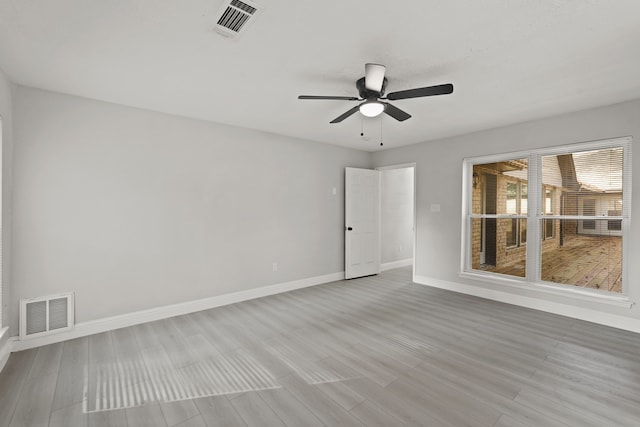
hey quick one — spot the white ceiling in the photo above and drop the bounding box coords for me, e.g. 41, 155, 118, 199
1, 1, 640, 152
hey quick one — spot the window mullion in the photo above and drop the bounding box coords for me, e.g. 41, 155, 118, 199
526, 154, 542, 283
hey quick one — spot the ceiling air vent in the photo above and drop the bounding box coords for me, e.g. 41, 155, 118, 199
214, 0, 260, 37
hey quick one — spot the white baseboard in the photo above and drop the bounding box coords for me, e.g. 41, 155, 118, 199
414, 275, 640, 334
380, 258, 413, 271
0, 327, 10, 372
10, 271, 345, 352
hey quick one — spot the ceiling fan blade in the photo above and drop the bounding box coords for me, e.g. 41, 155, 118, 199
330, 105, 360, 124
365, 63, 386, 92
383, 102, 411, 121
298, 95, 359, 100
386, 83, 454, 100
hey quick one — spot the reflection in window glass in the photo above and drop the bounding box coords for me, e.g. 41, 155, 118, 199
471, 219, 526, 278
541, 219, 622, 293
470, 159, 527, 279
466, 143, 627, 295
539, 147, 624, 293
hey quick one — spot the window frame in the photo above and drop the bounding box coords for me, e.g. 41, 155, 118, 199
460, 136, 632, 302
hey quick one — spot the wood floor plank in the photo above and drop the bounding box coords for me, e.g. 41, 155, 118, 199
8, 371, 58, 427
49, 401, 87, 427
514, 388, 615, 427
89, 332, 116, 364
257, 388, 324, 427
349, 399, 409, 427
159, 399, 200, 427
492, 414, 531, 427
51, 359, 87, 412
51, 336, 89, 413
411, 357, 570, 427
229, 392, 286, 427
125, 402, 168, 427
112, 327, 143, 361
0, 350, 37, 425
278, 375, 365, 426
173, 414, 208, 427
2, 267, 640, 426
193, 396, 247, 427
88, 409, 127, 427
25, 342, 63, 382
314, 380, 366, 410
385, 375, 499, 427
341, 377, 445, 427
59, 337, 89, 372
130, 323, 163, 350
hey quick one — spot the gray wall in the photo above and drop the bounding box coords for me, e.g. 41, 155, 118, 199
372, 99, 640, 324
380, 167, 414, 264
0, 68, 12, 331
10, 86, 371, 334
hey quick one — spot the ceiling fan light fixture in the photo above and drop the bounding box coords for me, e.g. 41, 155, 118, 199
359, 100, 385, 117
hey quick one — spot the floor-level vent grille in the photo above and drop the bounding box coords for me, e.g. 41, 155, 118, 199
20, 292, 74, 339
214, 0, 260, 37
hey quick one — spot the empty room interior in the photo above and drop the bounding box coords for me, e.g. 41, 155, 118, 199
1, 1, 640, 426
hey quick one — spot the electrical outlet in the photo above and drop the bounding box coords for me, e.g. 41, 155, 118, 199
272, 262, 278, 272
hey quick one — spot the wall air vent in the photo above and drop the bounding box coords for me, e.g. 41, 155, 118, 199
20, 292, 74, 340
214, 0, 260, 37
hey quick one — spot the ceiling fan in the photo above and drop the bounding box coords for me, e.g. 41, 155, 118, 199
298, 63, 453, 123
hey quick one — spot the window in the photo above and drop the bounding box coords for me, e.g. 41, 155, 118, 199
543, 187, 555, 239
506, 182, 527, 248
463, 137, 631, 295
470, 159, 528, 278
608, 199, 623, 231
581, 199, 596, 230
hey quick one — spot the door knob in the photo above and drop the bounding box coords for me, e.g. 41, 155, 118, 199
346, 227, 353, 231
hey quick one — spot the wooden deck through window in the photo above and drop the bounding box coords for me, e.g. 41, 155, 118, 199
485, 235, 623, 293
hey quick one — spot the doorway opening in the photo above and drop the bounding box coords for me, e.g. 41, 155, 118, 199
377, 164, 416, 278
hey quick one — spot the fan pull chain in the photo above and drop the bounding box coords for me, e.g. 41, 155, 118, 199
360, 116, 364, 137
380, 116, 384, 147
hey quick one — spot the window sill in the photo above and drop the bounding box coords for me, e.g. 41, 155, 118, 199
459, 270, 634, 308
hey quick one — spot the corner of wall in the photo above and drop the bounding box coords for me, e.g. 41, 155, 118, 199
0, 68, 15, 339
0, 327, 10, 373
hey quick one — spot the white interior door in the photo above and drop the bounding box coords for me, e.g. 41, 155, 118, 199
345, 167, 380, 279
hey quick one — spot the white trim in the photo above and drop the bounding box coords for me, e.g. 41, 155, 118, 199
10, 271, 344, 352
465, 136, 631, 165
0, 327, 9, 373
415, 275, 640, 333
458, 271, 633, 307
375, 162, 417, 171
381, 258, 413, 271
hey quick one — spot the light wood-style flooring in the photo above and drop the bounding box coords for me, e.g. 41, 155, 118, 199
490, 235, 623, 292
1, 266, 640, 426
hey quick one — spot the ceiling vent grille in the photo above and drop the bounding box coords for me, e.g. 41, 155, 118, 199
20, 292, 74, 340
214, 0, 260, 37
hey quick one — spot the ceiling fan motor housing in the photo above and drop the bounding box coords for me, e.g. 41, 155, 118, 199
356, 77, 387, 98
